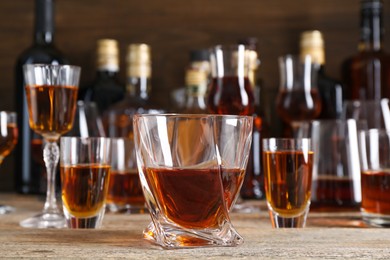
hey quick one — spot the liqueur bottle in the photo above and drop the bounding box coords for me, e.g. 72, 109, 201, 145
104, 43, 163, 137
207, 44, 255, 115
182, 68, 208, 114
80, 39, 124, 113
342, 0, 390, 100
14, 0, 67, 194
300, 30, 344, 119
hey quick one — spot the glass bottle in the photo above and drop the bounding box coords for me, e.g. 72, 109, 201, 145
300, 30, 344, 119
342, 0, 390, 100
207, 44, 255, 115
104, 43, 163, 137
14, 0, 67, 194
276, 54, 322, 137
182, 68, 208, 114
81, 39, 124, 113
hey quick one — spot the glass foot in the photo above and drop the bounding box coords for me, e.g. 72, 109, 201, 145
0, 205, 14, 215
20, 212, 66, 228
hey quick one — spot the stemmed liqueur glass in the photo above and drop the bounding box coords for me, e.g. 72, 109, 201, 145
20, 64, 81, 228
276, 55, 322, 137
0, 111, 18, 214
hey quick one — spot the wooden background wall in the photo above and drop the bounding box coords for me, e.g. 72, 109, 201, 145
0, 0, 389, 191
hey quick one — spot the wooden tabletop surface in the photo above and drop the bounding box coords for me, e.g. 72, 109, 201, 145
0, 193, 389, 259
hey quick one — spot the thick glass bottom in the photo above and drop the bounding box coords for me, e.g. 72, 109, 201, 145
143, 221, 243, 249
268, 205, 310, 228
362, 211, 390, 227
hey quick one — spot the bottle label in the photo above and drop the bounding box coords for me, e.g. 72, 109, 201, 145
128, 64, 151, 78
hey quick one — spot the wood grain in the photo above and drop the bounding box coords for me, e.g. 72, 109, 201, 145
0, 194, 389, 259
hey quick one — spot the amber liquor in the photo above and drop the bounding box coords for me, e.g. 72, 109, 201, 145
263, 150, 313, 217
0, 123, 18, 161
107, 169, 145, 206
25, 85, 78, 140
220, 168, 245, 210
276, 89, 322, 124
144, 167, 231, 229
311, 176, 360, 211
207, 76, 254, 115
361, 170, 390, 215
61, 164, 111, 218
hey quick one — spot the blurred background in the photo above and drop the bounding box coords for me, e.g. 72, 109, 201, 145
0, 0, 389, 191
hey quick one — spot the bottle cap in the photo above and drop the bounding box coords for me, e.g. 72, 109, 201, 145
361, 0, 382, 10
96, 39, 119, 72
300, 30, 325, 65
127, 44, 151, 78
189, 49, 210, 62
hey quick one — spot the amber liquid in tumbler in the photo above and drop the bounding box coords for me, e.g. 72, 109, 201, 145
107, 169, 145, 206
144, 167, 234, 229
221, 168, 246, 210
0, 123, 18, 160
276, 89, 322, 123
61, 164, 111, 218
361, 170, 390, 215
263, 151, 313, 217
311, 176, 359, 211
207, 76, 254, 115
25, 85, 78, 140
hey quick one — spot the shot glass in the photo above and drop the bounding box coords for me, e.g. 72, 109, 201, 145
60, 137, 111, 229
263, 138, 313, 228
106, 137, 146, 213
358, 129, 390, 227
134, 114, 251, 248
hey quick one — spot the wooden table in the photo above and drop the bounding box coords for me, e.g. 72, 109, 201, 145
0, 193, 389, 259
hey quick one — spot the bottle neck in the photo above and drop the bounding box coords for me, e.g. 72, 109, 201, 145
185, 95, 207, 110
359, 1, 383, 51
34, 0, 55, 45
126, 76, 150, 100
96, 70, 119, 79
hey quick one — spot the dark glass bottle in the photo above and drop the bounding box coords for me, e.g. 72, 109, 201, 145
301, 30, 344, 119
14, 0, 67, 194
104, 44, 163, 137
80, 39, 124, 113
342, 0, 390, 100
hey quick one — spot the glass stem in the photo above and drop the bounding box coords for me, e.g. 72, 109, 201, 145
291, 121, 303, 138
42, 140, 60, 214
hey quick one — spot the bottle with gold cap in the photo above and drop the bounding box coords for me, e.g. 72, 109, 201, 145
104, 43, 163, 137
300, 30, 343, 119
182, 68, 208, 113
82, 39, 124, 113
